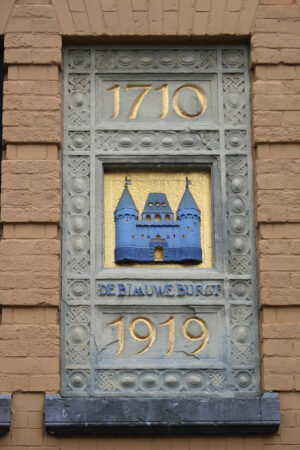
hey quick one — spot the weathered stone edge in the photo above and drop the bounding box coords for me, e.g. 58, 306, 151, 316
0, 394, 11, 436
45, 392, 280, 436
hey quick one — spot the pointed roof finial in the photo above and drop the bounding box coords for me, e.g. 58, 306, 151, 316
186, 176, 191, 189
125, 176, 131, 187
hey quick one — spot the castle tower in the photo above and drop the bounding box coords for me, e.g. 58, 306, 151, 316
176, 177, 202, 262
114, 177, 138, 262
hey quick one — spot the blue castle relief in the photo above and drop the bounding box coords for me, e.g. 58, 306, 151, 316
114, 177, 202, 263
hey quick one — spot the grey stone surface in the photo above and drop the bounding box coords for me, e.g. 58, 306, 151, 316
0, 394, 11, 436
62, 46, 259, 398
45, 393, 280, 436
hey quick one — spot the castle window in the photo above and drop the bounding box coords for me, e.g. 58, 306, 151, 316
173, 234, 176, 238
146, 214, 151, 222
132, 235, 135, 239
182, 234, 185, 238
155, 214, 161, 221
165, 214, 170, 221
162, 202, 167, 207
148, 202, 153, 207
187, 226, 190, 230
126, 219, 128, 223
141, 234, 144, 238
155, 202, 160, 207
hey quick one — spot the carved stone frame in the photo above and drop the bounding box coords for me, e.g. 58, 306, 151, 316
45, 46, 280, 435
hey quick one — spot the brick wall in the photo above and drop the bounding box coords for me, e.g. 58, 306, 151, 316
0, 0, 300, 448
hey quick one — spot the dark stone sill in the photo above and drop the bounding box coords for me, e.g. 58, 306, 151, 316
45, 392, 280, 436
0, 394, 11, 436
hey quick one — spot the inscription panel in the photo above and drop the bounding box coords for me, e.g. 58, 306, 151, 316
62, 46, 259, 398
95, 306, 225, 366
96, 75, 218, 128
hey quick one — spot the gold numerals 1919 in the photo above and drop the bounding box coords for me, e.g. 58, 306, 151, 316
106, 83, 207, 120
108, 316, 209, 356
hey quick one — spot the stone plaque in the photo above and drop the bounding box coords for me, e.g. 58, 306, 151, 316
62, 46, 259, 398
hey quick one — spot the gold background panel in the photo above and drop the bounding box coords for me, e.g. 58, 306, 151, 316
103, 170, 213, 269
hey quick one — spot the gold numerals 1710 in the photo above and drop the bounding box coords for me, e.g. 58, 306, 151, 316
106, 84, 207, 120
108, 316, 209, 356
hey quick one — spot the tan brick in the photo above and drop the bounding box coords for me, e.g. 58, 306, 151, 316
132, 11, 150, 34
264, 356, 300, 374
263, 323, 300, 339
2, 223, 15, 238
0, 374, 29, 391
260, 272, 290, 288
72, 11, 91, 33
263, 374, 294, 391
69, 0, 86, 12
262, 307, 277, 323
291, 273, 300, 288
260, 288, 300, 306
116, 0, 135, 34
28, 411, 43, 428
227, 0, 241, 12
263, 339, 293, 356
193, 12, 209, 34
7, 64, 59, 81
281, 410, 298, 427
45, 224, 58, 238
132, 0, 148, 10
281, 426, 300, 444
0, 357, 59, 374
280, 392, 300, 409
260, 256, 300, 271
4, 80, 59, 96
195, 0, 211, 12
28, 374, 60, 392
12, 428, 43, 446
4, 94, 60, 111
294, 342, 300, 356
13, 224, 45, 239
12, 411, 29, 428
13, 393, 44, 411
257, 205, 300, 222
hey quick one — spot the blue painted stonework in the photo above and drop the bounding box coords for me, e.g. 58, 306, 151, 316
115, 178, 202, 263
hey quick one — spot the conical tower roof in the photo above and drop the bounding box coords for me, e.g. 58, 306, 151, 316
115, 179, 137, 213
177, 178, 199, 212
